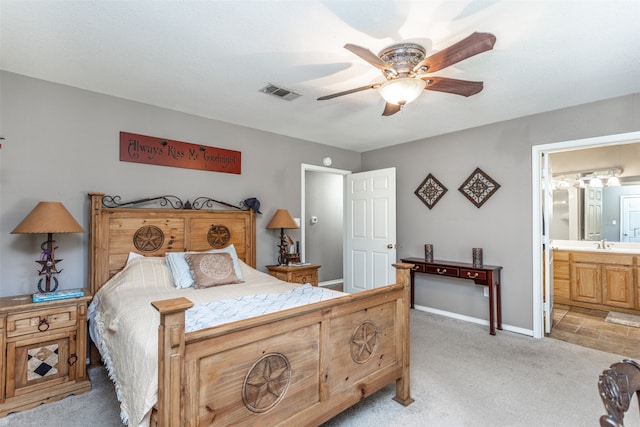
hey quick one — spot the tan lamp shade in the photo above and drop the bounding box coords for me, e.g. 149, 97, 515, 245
266, 209, 299, 230
11, 201, 84, 234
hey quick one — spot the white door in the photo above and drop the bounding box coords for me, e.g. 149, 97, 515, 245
542, 153, 554, 334
584, 186, 603, 241
620, 195, 640, 242
344, 168, 396, 293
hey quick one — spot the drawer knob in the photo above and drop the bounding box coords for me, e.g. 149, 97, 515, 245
301, 276, 307, 283
68, 354, 78, 366
467, 272, 479, 278
436, 268, 447, 274
38, 318, 50, 332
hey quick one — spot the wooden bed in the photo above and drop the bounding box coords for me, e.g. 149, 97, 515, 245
88, 192, 413, 426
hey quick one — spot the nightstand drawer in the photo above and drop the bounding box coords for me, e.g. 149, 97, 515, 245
7, 305, 78, 338
290, 270, 318, 285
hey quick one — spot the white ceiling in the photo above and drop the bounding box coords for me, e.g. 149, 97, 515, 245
2, 1, 639, 152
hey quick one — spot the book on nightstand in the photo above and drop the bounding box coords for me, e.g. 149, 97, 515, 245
32, 288, 85, 303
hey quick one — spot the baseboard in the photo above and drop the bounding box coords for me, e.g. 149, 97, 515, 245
319, 279, 343, 287
413, 304, 534, 337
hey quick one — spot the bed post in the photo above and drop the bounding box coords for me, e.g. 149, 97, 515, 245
392, 262, 414, 406
88, 192, 105, 296
152, 297, 194, 427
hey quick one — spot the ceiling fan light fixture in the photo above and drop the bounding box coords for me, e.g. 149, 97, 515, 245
378, 78, 426, 106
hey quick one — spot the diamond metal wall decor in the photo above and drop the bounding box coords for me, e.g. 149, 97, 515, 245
414, 173, 448, 209
458, 167, 501, 208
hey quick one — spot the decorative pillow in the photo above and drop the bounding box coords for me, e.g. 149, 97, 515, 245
165, 244, 243, 288
185, 252, 242, 288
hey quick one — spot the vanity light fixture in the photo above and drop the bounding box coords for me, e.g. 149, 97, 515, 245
606, 167, 622, 186
553, 167, 623, 188
607, 175, 621, 186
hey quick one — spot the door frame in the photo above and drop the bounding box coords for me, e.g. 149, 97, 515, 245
300, 163, 350, 266
532, 131, 640, 338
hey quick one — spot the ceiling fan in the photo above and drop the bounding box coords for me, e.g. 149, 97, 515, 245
317, 32, 496, 116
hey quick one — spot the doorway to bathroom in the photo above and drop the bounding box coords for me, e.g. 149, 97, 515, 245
532, 130, 640, 339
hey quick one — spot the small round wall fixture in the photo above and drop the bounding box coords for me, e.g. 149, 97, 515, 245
322, 157, 332, 167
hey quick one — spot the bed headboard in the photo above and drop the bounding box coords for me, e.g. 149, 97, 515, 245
88, 192, 256, 295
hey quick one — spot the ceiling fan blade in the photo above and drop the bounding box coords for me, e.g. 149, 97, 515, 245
317, 83, 380, 101
382, 102, 402, 116
414, 32, 496, 74
423, 77, 484, 97
344, 43, 397, 75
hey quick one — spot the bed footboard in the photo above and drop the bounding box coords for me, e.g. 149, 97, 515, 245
152, 263, 414, 426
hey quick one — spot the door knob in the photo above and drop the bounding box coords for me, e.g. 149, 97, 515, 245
387, 244, 395, 249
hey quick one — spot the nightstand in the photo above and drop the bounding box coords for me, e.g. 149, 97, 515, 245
0, 291, 92, 417
266, 264, 321, 286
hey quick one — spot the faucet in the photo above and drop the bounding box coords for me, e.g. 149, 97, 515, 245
601, 239, 609, 249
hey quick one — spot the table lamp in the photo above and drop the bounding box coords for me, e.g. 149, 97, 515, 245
11, 201, 84, 292
266, 209, 299, 265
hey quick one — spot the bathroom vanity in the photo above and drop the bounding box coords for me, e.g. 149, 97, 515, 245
553, 247, 640, 314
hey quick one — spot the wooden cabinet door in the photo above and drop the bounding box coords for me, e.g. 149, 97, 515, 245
6, 333, 75, 398
571, 262, 601, 304
602, 265, 635, 309
637, 267, 640, 309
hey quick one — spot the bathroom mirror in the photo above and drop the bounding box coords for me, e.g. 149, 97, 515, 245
549, 142, 640, 243
550, 183, 640, 242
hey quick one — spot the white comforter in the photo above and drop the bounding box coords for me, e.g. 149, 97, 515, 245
88, 256, 339, 427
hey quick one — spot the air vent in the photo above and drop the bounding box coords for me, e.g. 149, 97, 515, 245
260, 84, 301, 101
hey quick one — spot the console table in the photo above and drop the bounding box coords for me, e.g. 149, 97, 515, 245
401, 257, 502, 335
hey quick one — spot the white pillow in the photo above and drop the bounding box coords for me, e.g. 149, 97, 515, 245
126, 252, 144, 264
165, 244, 243, 288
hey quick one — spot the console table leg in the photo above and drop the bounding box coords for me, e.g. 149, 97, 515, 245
496, 276, 502, 330
488, 282, 496, 335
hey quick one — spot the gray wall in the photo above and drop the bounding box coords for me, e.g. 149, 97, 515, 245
0, 71, 361, 296
304, 170, 343, 281
2, 69, 639, 332
362, 93, 640, 330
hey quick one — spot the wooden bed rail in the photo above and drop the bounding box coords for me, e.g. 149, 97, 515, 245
152, 263, 414, 426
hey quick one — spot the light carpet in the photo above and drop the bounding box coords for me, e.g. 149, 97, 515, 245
605, 311, 640, 328
0, 310, 631, 427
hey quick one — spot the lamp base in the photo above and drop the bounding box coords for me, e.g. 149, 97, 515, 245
35, 234, 62, 292
277, 228, 289, 265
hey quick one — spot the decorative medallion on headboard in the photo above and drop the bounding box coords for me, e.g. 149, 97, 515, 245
350, 321, 379, 364
242, 353, 291, 413
133, 225, 165, 252
207, 225, 231, 248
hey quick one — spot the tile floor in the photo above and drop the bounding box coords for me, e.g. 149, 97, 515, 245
548, 304, 640, 359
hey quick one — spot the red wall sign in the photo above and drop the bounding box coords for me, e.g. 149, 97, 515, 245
120, 132, 241, 174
